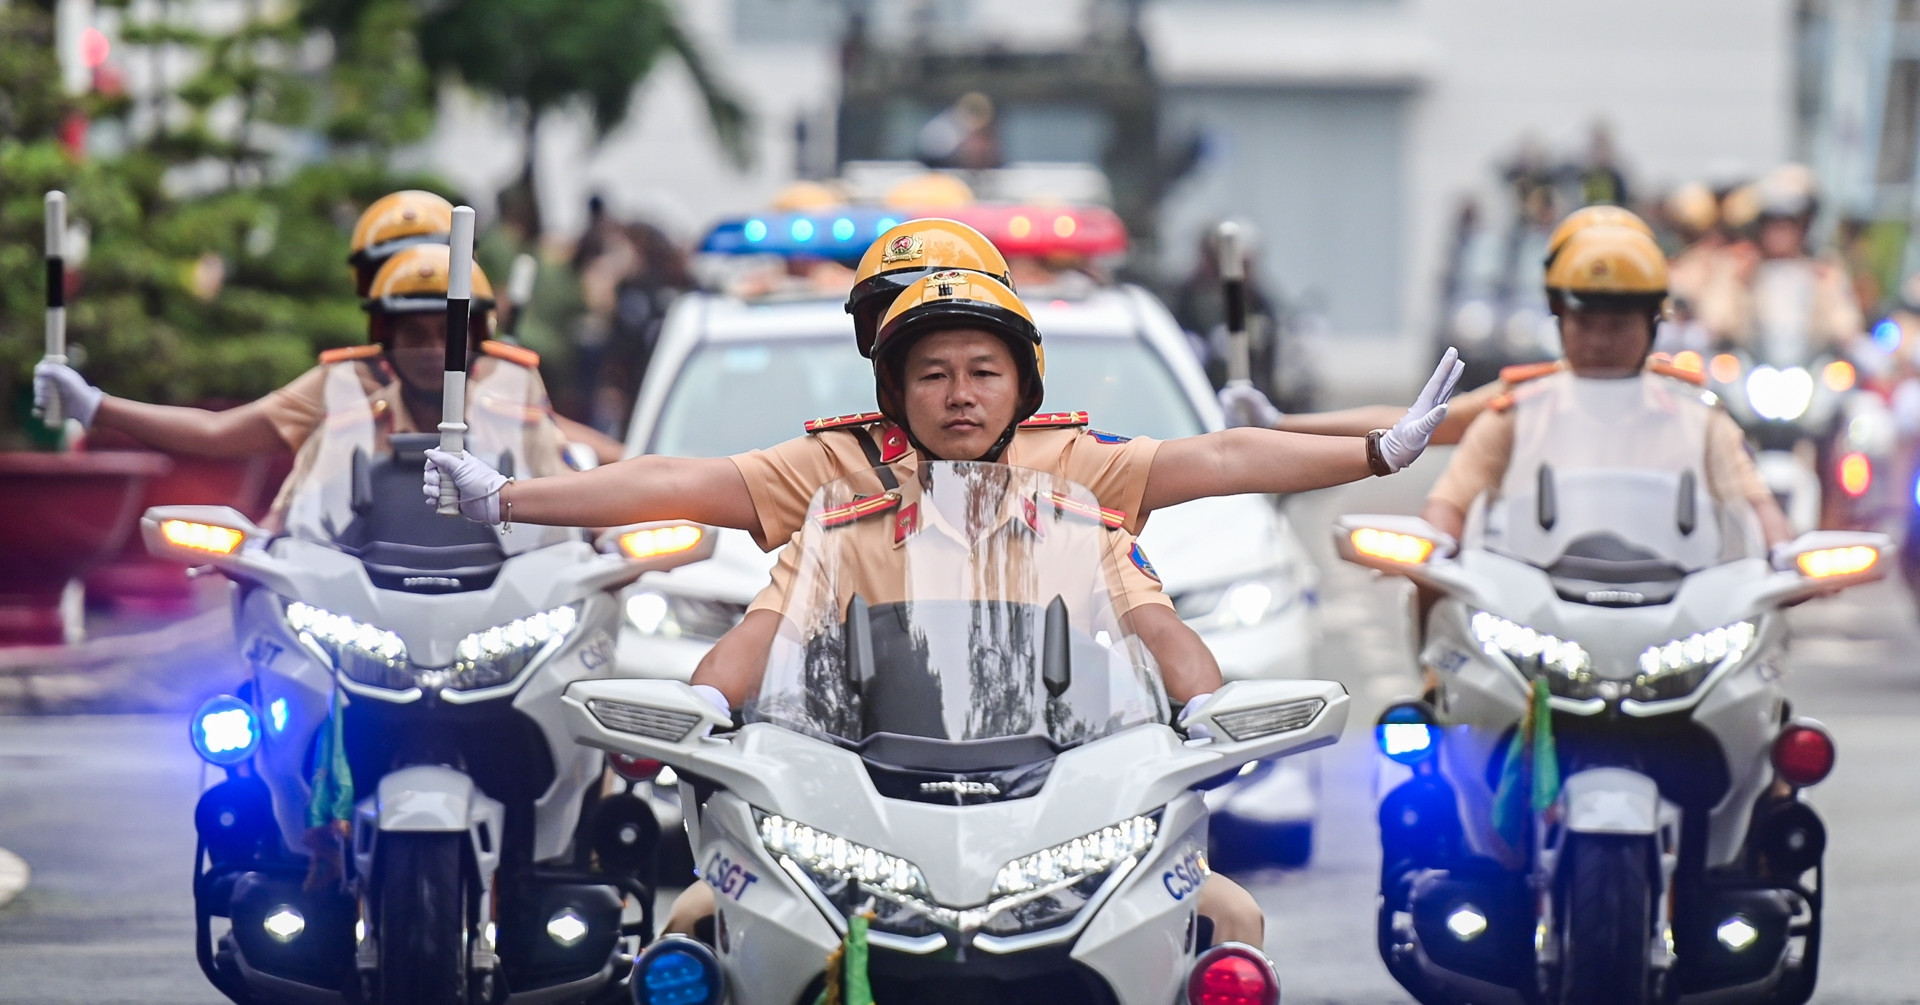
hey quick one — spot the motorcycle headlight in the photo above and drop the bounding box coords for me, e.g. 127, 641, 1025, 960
286, 602, 411, 690
1632, 621, 1756, 702
625, 590, 746, 643
1175, 568, 1304, 631
756, 811, 1159, 937
1472, 611, 1597, 699
448, 604, 580, 691
1746, 365, 1813, 422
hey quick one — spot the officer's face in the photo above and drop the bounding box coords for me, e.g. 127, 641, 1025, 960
901, 330, 1020, 459
1560, 309, 1653, 378
388, 314, 448, 392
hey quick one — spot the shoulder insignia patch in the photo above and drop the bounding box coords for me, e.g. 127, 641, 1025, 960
893, 502, 919, 545
816, 492, 900, 529
481, 340, 541, 368
1043, 491, 1126, 530
1646, 360, 1708, 387
1497, 361, 1563, 387
878, 423, 910, 462
805, 411, 886, 434
1087, 428, 1132, 444
319, 344, 382, 364
1020, 411, 1090, 429
1129, 543, 1160, 582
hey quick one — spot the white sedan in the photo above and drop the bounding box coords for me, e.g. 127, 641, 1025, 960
619, 281, 1326, 864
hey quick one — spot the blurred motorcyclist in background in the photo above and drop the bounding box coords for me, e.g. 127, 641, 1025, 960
1691, 165, 1864, 356
1422, 223, 1794, 547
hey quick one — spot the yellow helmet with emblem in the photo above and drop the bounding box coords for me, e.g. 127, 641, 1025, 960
1543, 205, 1655, 268
1545, 223, 1669, 313
348, 190, 454, 296
871, 270, 1045, 439
363, 244, 496, 346
846, 218, 1016, 358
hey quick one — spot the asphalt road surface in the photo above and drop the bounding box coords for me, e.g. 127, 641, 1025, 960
3, 465, 1918, 1004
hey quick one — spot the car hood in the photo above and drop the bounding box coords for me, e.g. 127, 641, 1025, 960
1137, 494, 1309, 592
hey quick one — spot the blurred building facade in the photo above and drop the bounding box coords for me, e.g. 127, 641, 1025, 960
428, 0, 1797, 384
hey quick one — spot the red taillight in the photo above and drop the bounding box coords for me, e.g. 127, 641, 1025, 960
1187, 945, 1280, 1005
1772, 723, 1835, 787
609, 754, 663, 782
1838, 452, 1872, 497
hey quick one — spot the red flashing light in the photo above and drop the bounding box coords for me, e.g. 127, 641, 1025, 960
609, 754, 664, 782
1838, 452, 1871, 497
1187, 946, 1279, 1005
81, 27, 110, 69
922, 203, 1129, 259
1772, 724, 1834, 787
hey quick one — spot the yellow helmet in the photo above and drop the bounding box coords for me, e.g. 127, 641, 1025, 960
769, 180, 844, 212
883, 172, 975, 209
1543, 205, 1655, 268
872, 270, 1044, 440
1665, 183, 1718, 236
846, 218, 1015, 357
348, 190, 454, 295
1545, 224, 1669, 312
363, 244, 496, 346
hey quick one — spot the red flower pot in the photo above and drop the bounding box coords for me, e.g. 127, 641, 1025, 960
0, 451, 171, 645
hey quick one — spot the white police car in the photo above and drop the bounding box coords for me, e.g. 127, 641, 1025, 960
617, 203, 1326, 865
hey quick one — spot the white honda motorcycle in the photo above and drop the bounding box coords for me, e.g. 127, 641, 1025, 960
563, 462, 1348, 1005
1337, 466, 1885, 1005
149, 358, 711, 1005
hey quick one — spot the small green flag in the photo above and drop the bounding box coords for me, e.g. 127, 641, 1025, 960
1529, 677, 1561, 814
1492, 678, 1560, 851
306, 689, 354, 828
812, 913, 875, 1005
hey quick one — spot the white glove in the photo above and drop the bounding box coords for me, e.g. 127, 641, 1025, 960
33, 361, 103, 429
1218, 384, 1282, 429
1378, 347, 1465, 472
1177, 691, 1215, 740
422, 448, 508, 524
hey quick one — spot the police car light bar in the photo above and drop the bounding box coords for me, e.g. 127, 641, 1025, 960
700, 204, 1128, 264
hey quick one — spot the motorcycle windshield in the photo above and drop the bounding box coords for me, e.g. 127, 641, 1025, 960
279, 356, 577, 565
747, 462, 1169, 758
1481, 467, 1763, 597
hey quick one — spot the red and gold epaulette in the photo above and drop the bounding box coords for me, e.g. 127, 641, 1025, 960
1487, 392, 1518, 414
1043, 491, 1125, 529
319, 344, 382, 364
816, 492, 901, 529
1496, 361, 1564, 386
1646, 359, 1708, 387
1020, 411, 1090, 429
804, 411, 885, 434
481, 340, 540, 368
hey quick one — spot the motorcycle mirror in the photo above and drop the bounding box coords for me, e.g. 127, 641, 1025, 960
845, 595, 876, 690
1042, 595, 1071, 698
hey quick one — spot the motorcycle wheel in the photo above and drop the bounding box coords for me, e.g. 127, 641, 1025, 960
1557, 836, 1653, 1005
375, 832, 472, 1005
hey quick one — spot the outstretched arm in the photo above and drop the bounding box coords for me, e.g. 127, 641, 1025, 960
1150, 349, 1464, 513
93, 396, 289, 457
494, 454, 763, 536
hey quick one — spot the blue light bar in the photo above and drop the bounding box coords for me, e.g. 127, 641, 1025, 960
1376, 702, 1437, 765
700, 208, 901, 264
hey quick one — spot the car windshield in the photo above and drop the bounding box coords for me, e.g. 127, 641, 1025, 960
278, 356, 579, 572
746, 462, 1169, 759
648, 335, 1203, 458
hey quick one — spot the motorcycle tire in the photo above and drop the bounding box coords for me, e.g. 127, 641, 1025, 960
1558, 835, 1653, 1005
375, 832, 472, 1005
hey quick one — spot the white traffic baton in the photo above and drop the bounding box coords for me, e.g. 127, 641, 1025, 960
41, 190, 67, 428
437, 205, 476, 516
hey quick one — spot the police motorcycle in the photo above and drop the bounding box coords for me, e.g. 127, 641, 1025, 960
152, 350, 715, 1005
1337, 461, 1886, 1004
563, 463, 1349, 1005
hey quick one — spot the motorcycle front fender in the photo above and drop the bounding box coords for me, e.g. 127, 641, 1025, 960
353, 765, 506, 891
1558, 767, 1659, 835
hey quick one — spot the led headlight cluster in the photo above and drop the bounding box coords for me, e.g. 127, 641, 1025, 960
1632, 621, 1755, 702
757, 811, 1159, 938
287, 602, 410, 690
1472, 612, 1595, 698
450, 604, 579, 690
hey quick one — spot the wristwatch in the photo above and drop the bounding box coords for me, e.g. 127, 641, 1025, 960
1365, 429, 1392, 477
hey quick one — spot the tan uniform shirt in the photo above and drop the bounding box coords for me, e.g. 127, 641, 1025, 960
729, 415, 1162, 549
1429, 371, 1771, 515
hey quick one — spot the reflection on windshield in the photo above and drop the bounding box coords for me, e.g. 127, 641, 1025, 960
747, 463, 1169, 752
649, 336, 1203, 458
1480, 468, 1761, 574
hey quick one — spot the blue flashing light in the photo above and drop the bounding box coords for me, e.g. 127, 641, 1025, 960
634, 938, 721, 1005
831, 217, 856, 242
269, 697, 288, 734
742, 219, 768, 243
876, 216, 900, 236
1874, 318, 1902, 353
1376, 703, 1437, 765
1912, 472, 1920, 509
790, 218, 815, 242
192, 695, 260, 766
